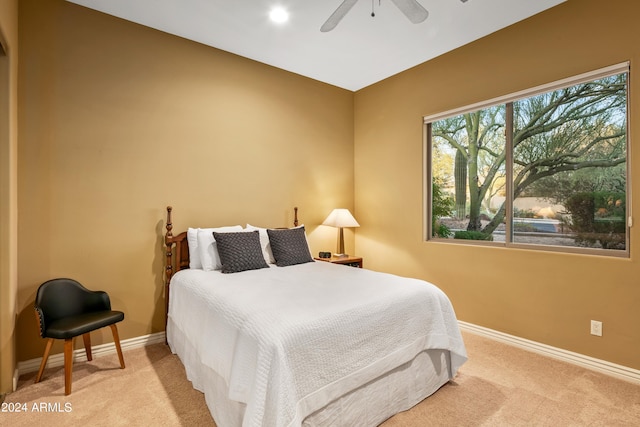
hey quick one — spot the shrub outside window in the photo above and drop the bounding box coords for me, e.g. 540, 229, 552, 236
425, 64, 629, 256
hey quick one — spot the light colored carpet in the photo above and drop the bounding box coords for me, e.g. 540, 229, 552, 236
2, 342, 214, 426
2, 331, 639, 426
382, 333, 640, 426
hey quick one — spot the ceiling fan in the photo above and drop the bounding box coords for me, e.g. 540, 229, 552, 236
320, 0, 469, 33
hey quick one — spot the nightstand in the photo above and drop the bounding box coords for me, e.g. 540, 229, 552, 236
314, 256, 363, 268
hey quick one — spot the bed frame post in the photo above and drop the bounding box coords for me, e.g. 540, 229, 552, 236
294, 206, 298, 227
164, 206, 174, 344
165, 206, 174, 281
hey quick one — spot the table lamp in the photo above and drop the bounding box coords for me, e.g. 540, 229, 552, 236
322, 208, 360, 258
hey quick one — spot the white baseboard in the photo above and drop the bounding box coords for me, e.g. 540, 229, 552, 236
459, 321, 640, 385
18, 332, 166, 376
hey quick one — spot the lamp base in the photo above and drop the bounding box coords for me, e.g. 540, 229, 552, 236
334, 253, 349, 259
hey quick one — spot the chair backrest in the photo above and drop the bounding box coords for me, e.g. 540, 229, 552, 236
35, 278, 109, 325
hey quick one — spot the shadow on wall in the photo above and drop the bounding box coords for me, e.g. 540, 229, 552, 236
16, 288, 43, 362
152, 218, 168, 335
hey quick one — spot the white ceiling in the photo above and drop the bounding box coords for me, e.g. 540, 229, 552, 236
66, 0, 565, 91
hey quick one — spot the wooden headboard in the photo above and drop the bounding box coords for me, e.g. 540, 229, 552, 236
163, 205, 299, 336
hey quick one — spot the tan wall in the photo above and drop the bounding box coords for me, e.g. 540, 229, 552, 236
354, 0, 640, 369
0, 0, 19, 394
16, 0, 354, 361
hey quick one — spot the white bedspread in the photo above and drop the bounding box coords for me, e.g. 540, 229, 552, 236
168, 261, 467, 427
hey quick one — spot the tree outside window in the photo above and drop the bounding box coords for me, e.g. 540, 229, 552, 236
427, 68, 628, 254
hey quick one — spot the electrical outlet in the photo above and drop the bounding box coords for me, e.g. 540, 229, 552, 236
590, 320, 603, 337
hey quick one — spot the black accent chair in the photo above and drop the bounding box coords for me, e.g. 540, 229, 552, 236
34, 278, 125, 395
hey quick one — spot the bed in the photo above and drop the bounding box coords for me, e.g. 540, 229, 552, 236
164, 206, 467, 426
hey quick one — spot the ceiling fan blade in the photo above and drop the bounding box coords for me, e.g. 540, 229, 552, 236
390, 0, 429, 24
321, 0, 359, 32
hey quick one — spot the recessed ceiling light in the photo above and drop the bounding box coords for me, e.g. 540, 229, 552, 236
269, 7, 289, 24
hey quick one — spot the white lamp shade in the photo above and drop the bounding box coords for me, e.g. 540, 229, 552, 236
322, 209, 360, 228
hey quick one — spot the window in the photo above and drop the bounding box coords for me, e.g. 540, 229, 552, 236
426, 64, 629, 256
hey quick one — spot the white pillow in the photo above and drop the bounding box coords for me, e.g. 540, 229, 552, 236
245, 224, 276, 264
188, 225, 242, 270
187, 228, 201, 269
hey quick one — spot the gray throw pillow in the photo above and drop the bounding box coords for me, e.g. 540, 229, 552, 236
267, 227, 314, 267
212, 231, 269, 273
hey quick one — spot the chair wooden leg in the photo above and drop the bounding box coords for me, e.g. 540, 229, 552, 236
35, 338, 54, 383
110, 324, 125, 369
82, 333, 92, 361
64, 338, 73, 396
